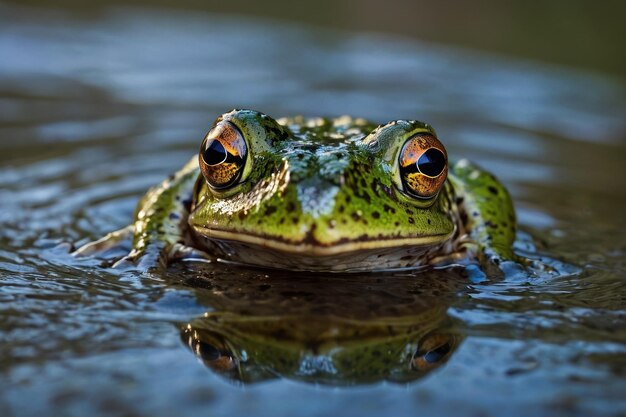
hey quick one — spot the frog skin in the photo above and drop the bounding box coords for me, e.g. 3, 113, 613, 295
180, 267, 463, 384
74, 109, 517, 272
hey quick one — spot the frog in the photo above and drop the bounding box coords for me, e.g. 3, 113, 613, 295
74, 109, 518, 273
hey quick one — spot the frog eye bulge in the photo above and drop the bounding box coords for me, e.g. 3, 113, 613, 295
399, 134, 448, 198
199, 121, 248, 189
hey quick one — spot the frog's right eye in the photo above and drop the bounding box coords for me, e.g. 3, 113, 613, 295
199, 121, 248, 189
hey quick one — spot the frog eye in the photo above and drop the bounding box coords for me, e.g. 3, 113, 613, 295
199, 121, 248, 189
399, 134, 448, 199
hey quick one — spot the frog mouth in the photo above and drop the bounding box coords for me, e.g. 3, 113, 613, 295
192, 226, 454, 257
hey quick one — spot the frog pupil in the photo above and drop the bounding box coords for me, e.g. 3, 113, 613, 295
417, 148, 445, 177
203, 139, 228, 166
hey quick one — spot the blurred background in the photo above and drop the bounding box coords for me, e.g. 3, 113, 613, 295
4, 0, 626, 77
1, 1, 625, 417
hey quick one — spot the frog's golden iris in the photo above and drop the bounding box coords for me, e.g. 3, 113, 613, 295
74, 109, 519, 272
399, 134, 448, 200
199, 120, 247, 189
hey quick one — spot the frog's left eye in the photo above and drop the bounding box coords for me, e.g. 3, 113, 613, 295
199, 121, 248, 189
399, 134, 448, 199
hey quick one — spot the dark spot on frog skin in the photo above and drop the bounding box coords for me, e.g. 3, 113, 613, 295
460, 210, 468, 224
383, 204, 396, 214
299, 144, 317, 153
488, 186, 499, 196
380, 183, 395, 198
351, 212, 362, 221
372, 211, 381, 219
485, 220, 498, 229
427, 218, 431, 225
405, 208, 414, 215
265, 205, 277, 216
238, 211, 246, 221
408, 217, 415, 224
370, 181, 380, 196
286, 202, 295, 212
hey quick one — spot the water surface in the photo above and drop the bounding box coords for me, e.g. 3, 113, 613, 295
1, 4, 625, 417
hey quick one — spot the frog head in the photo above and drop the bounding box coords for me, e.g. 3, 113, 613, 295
188, 109, 454, 271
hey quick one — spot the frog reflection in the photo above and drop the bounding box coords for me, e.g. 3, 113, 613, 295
178, 267, 464, 385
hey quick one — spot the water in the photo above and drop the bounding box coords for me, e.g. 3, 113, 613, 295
1, 3, 626, 417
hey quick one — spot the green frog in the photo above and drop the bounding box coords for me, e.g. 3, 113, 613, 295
75, 109, 517, 272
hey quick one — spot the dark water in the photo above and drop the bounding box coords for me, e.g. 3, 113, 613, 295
1, 3, 626, 417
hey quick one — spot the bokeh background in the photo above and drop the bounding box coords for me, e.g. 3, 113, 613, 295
6, 0, 626, 77
1, 1, 625, 417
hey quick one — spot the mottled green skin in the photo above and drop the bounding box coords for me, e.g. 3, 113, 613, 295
193, 113, 452, 239
75, 109, 517, 271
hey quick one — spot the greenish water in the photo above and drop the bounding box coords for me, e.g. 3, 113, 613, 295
1, 3, 625, 417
